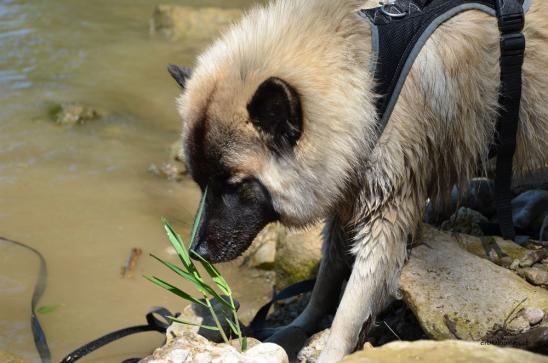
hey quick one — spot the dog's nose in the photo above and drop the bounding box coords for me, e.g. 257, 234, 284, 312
190, 241, 211, 261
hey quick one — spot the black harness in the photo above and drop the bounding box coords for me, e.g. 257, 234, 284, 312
360, 0, 529, 241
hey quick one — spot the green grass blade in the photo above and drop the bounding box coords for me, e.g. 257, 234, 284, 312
242, 336, 247, 351
225, 317, 240, 336
189, 187, 208, 248
150, 254, 209, 295
190, 250, 232, 296
168, 316, 219, 331
162, 219, 194, 271
145, 275, 207, 308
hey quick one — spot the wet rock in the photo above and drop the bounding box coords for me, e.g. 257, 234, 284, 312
512, 190, 548, 241
519, 248, 548, 268
340, 340, 548, 363
149, 141, 188, 181
296, 329, 330, 363
521, 307, 545, 326
400, 225, 548, 343
140, 331, 287, 363
48, 102, 102, 125
519, 267, 548, 286
275, 224, 323, 289
150, 5, 241, 41
167, 296, 241, 343
440, 207, 488, 236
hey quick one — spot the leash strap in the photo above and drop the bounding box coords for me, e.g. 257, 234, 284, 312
1, 237, 51, 363
247, 278, 316, 341
59, 307, 172, 363
493, 0, 525, 241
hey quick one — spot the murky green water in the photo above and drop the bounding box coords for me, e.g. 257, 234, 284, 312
0, 1, 269, 361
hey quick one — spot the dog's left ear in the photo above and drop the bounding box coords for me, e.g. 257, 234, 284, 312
247, 77, 303, 152
167, 64, 192, 89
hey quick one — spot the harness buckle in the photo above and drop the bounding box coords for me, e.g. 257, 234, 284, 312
380, 3, 407, 18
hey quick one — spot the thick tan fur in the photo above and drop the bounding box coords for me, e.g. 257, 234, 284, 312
177, 0, 547, 361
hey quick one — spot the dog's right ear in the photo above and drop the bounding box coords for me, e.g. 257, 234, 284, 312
167, 64, 192, 89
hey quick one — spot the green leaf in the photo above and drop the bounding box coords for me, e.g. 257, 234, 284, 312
168, 316, 219, 331
225, 317, 240, 336
242, 336, 248, 351
149, 254, 209, 295
36, 304, 62, 314
145, 275, 207, 308
162, 219, 196, 274
191, 249, 232, 296
189, 187, 208, 248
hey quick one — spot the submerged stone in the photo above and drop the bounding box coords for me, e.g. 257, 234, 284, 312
150, 5, 241, 41
48, 102, 102, 125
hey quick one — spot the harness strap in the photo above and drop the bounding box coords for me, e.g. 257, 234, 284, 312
493, 0, 525, 241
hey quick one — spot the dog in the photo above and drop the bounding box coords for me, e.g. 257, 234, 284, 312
167, 0, 548, 361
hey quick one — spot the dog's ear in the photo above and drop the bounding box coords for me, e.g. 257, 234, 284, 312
167, 64, 192, 89
247, 77, 303, 152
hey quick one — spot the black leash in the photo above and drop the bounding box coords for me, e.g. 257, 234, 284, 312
2, 233, 315, 362
1, 236, 51, 363
493, 0, 525, 241
247, 278, 316, 341
60, 307, 173, 363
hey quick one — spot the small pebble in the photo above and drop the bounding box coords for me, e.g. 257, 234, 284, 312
521, 307, 545, 326
510, 259, 520, 270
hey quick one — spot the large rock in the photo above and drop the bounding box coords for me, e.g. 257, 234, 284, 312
140, 331, 288, 363
275, 224, 323, 289
341, 340, 548, 363
400, 226, 548, 345
150, 5, 241, 41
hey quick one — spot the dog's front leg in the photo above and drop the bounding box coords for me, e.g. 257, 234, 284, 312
317, 198, 415, 362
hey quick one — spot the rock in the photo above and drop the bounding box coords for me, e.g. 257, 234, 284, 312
150, 5, 241, 41
48, 102, 102, 125
275, 224, 323, 289
245, 223, 279, 269
456, 234, 529, 265
400, 225, 548, 342
140, 331, 288, 363
340, 340, 548, 363
520, 267, 548, 286
512, 190, 548, 241
440, 207, 488, 236
521, 307, 545, 326
506, 316, 530, 333
167, 296, 241, 343
149, 141, 188, 181
296, 329, 330, 363
519, 248, 548, 268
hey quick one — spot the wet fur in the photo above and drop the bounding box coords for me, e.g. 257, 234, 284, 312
175, 0, 548, 361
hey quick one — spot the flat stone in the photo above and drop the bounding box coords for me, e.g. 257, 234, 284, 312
400, 225, 548, 341
341, 340, 548, 363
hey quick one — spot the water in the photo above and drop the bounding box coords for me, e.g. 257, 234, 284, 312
0, 1, 271, 361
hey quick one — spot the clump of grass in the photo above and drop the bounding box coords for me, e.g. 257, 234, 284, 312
146, 188, 247, 351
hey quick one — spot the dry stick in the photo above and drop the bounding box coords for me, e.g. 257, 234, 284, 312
383, 321, 402, 341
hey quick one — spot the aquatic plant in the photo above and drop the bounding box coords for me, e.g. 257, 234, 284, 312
146, 188, 247, 351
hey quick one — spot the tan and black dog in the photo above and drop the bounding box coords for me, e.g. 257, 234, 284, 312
167, 0, 548, 361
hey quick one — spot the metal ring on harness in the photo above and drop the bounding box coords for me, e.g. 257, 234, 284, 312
380, 4, 407, 18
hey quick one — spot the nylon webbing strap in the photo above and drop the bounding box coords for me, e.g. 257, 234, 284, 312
494, 0, 525, 241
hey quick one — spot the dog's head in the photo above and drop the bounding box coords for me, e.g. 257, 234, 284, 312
168, 3, 375, 262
